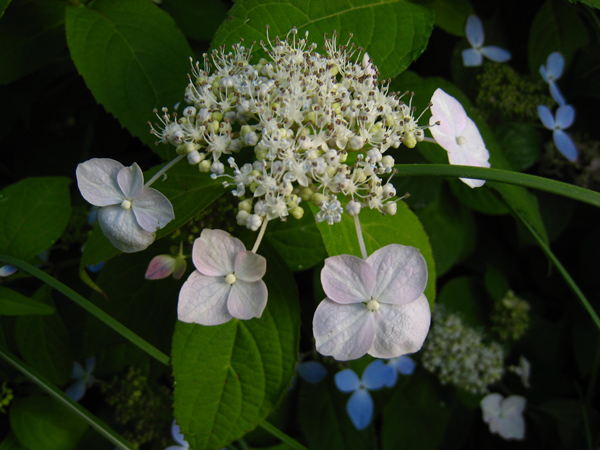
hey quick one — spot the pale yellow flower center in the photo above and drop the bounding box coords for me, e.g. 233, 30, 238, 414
456, 135, 467, 145
120, 199, 132, 209
366, 299, 380, 312
225, 273, 237, 285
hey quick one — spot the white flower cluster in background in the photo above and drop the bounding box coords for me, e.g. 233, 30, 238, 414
421, 307, 505, 394
149, 27, 428, 230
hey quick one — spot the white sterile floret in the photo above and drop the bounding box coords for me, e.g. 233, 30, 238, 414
76, 158, 174, 253
429, 88, 490, 188
178, 229, 268, 325
149, 28, 431, 228
481, 393, 526, 440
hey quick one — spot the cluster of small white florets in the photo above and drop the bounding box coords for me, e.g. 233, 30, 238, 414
421, 307, 505, 394
149, 27, 427, 230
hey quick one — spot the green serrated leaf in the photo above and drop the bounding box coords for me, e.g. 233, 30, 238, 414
0, 177, 71, 261
65, 0, 193, 150
528, 0, 589, 76
312, 200, 436, 304
266, 207, 327, 271
15, 288, 73, 386
298, 376, 377, 450
211, 0, 434, 80
495, 122, 542, 172
172, 245, 299, 450
0, 0, 68, 85
0, 287, 55, 316
432, 0, 472, 36
10, 396, 88, 450
81, 161, 223, 267
381, 375, 451, 450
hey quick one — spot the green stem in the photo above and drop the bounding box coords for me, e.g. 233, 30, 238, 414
353, 213, 368, 259
258, 422, 309, 450
0, 255, 170, 366
0, 347, 136, 450
509, 211, 600, 331
251, 218, 269, 253
144, 154, 185, 188
395, 164, 600, 208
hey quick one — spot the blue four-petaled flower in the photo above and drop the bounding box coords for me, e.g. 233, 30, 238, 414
384, 355, 416, 388
540, 52, 566, 106
462, 15, 511, 67
334, 360, 393, 430
65, 356, 95, 402
538, 104, 578, 162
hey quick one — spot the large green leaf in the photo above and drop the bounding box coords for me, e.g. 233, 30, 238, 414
10, 396, 87, 450
381, 375, 451, 450
266, 207, 327, 271
0, 433, 27, 450
0, 177, 71, 261
432, 0, 472, 37
65, 0, 193, 150
211, 0, 434, 80
15, 288, 73, 386
312, 200, 436, 304
528, 0, 589, 76
161, 0, 229, 42
0, 0, 67, 85
298, 376, 377, 450
0, 287, 55, 316
172, 245, 300, 450
81, 161, 223, 266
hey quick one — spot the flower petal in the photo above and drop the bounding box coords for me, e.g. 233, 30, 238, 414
171, 420, 188, 447
492, 414, 525, 440
234, 250, 266, 282
547, 52, 564, 80
65, 379, 86, 402
71, 362, 85, 379
481, 46, 511, 63
395, 355, 416, 375
553, 130, 578, 162
145, 255, 177, 280
368, 244, 427, 305
116, 163, 144, 200
313, 299, 375, 361
227, 279, 268, 320
368, 294, 431, 359
480, 393, 503, 423
465, 15, 484, 48
537, 105, 555, 130
98, 205, 156, 253
132, 187, 175, 232
177, 271, 233, 326
555, 104, 575, 129
297, 361, 327, 384
321, 255, 375, 304
334, 369, 360, 392
76, 158, 124, 207
362, 359, 393, 390
347, 389, 373, 430
462, 48, 483, 67
192, 229, 244, 276
84, 356, 96, 374
502, 395, 526, 416
172, 258, 187, 280
0, 264, 18, 277
430, 88, 469, 148
549, 81, 566, 106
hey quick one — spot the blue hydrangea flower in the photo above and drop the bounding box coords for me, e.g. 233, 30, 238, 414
296, 361, 327, 384
65, 356, 95, 402
166, 420, 190, 450
383, 355, 416, 388
0, 265, 18, 277
334, 360, 393, 430
462, 15, 511, 67
540, 52, 566, 106
538, 104, 578, 162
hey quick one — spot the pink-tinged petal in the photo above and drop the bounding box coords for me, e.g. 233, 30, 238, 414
177, 271, 232, 326
145, 255, 177, 280
465, 15, 484, 48
480, 393, 503, 423
321, 255, 375, 304
98, 205, 156, 252
368, 244, 427, 305
462, 48, 483, 67
313, 299, 375, 361
172, 258, 187, 280
227, 279, 268, 320
132, 187, 175, 232
430, 89, 468, 138
76, 158, 124, 207
368, 295, 431, 359
481, 46, 511, 63
117, 163, 144, 199
234, 251, 266, 282
192, 229, 244, 276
